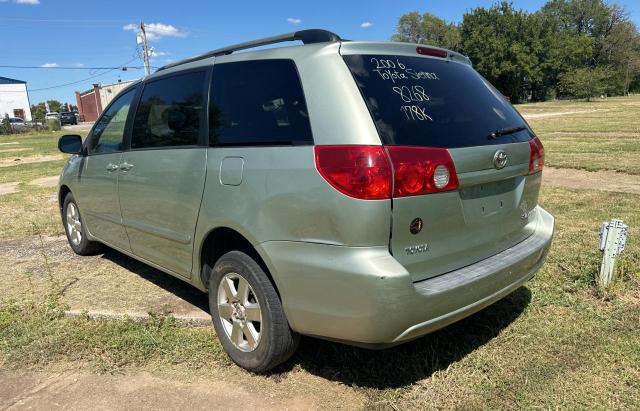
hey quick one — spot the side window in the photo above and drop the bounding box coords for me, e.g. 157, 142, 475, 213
88, 88, 136, 154
131, 71, 205, 149
210, 59, 313, 146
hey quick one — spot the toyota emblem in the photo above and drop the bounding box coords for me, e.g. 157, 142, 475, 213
493, 150, 508, 169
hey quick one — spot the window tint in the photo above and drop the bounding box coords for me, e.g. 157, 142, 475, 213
88, 88, 136, 154
131, 72, 205, 149
210, 59, 312, 146
343, 55, 532, 148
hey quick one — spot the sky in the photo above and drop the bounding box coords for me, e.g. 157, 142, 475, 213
1, 0, 638, 104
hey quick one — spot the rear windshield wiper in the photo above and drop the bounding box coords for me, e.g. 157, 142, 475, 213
487, 125, 527, 140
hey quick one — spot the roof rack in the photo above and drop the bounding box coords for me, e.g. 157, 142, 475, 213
158, 29, 341, 71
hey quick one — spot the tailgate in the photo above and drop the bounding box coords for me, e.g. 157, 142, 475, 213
391, 143, 541, 282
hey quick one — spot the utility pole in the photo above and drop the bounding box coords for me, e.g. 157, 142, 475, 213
624, 58, 631, 96
140, 21, 151, 77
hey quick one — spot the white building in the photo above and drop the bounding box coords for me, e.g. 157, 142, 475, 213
0, 76, 32, 121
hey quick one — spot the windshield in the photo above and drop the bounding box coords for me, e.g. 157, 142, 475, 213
342, 54, 532, 148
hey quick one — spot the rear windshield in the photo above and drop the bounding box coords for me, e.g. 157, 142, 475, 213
342, 54, 532, 148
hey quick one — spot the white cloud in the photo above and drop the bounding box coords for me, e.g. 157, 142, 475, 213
360, 21, 373, 28
123, 22, 187, 41
41, 63, 59, 68
287, 17, 301, 26
0, 0, 41, 3
151, 50, 168, 57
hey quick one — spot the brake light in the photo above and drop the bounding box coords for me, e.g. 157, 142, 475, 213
315, 145, 459, 199
386, 146, 459, 197
416, 46, 448, 58
314, 145, 392, 200
528, 137, 545, 174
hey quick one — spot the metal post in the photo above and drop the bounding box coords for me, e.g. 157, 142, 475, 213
598, 219, 628, 288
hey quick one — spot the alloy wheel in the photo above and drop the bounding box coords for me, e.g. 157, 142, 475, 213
217, 272, 263, 352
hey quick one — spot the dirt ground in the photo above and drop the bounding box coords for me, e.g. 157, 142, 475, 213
0, 369, 362, 410
544, 166, 640, 195
0, 235, 210, 319
521, 109, 608, 119
0, 155, 63, 168
0, 182, 19, 195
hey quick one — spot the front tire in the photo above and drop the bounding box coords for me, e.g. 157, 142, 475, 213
62, 193, 101, 255
209, 251, 298, 372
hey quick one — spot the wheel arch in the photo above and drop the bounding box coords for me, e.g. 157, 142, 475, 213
198, 226, 281, 297
58, 184, 72, 212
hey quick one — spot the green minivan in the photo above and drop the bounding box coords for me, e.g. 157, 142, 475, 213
57, 29, 554, 372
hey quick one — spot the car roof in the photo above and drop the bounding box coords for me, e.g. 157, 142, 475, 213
151, 29, 470, 78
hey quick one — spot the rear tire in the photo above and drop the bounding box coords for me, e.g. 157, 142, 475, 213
209, 250, 298, 372
62, 193, 101, 255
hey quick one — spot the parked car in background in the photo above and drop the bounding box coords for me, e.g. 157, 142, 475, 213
45, 112, 60, 120
60, 112, 78, 125
56, 29, 554, 373
9, 117, 27, 130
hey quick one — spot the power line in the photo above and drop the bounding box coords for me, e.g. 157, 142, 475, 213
28, 59, 139, 91
0, 18, 130, 23
0, 58, 141, 93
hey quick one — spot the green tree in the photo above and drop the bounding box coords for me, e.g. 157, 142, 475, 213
31, 103, 46, 122
541, 0, 640, 94
391, 0, 640, 100
46, 100, 64, 113
559, 66, 610, 100
533, 14, 594, 99
391, 12, 461, 51
460, 2, 546, 102
1, 114, 11, 134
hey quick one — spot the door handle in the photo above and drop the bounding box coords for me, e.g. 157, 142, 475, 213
119, 162, 134, 172
106, 163, 119, 172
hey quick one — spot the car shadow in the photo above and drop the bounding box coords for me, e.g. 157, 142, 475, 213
276, 286, 531, 389
99, 248, 210, 313
95, 247, 530, 389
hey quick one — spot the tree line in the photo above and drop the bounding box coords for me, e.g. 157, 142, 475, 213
392, 0, 640, 102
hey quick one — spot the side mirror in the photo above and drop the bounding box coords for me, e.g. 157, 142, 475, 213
58, 134, 83, 154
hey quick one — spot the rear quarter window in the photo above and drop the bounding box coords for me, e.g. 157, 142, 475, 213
342, 54, 532, 148
209, 59, 313, 146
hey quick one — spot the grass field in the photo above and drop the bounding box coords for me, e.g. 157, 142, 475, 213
518, 96, 640, 174
1, 98, 639, 409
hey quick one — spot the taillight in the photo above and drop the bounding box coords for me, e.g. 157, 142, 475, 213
528, 137, 545, 174
314, 145, 392, 200
386, 146, 459, 197
315, 145, 459, 199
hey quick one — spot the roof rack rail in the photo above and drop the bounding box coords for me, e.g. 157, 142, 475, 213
158, 29, 341, 71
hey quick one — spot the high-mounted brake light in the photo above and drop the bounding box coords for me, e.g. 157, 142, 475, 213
386, 146, 459, 197
314, 145, 392, 200
528, 137, 545, 174
314, 145, 459, 200
416, 46, 448, 58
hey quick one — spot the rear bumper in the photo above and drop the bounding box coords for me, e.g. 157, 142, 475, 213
259, 206, 554, 346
